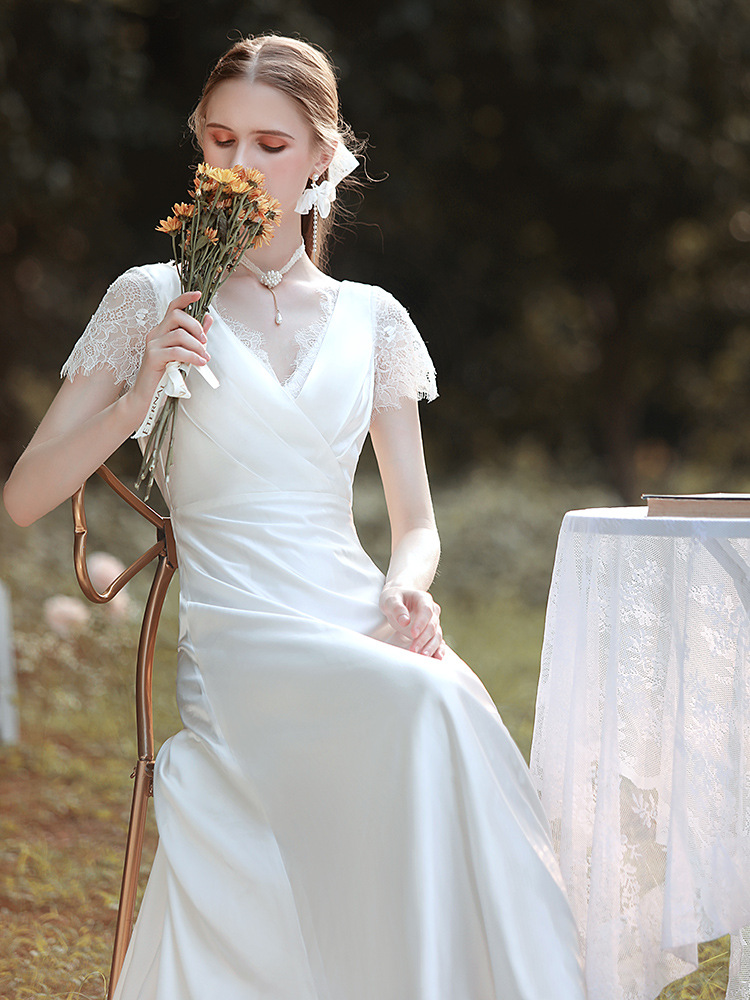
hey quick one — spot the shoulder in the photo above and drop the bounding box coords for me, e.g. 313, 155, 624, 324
59, 262, 177, 389
343, 284, 438, 412
339, 280, 410, 312
101, 261, 179, 308
338, 281, 418, 337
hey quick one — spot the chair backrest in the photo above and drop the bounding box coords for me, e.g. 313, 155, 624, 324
71, 464, 178, 998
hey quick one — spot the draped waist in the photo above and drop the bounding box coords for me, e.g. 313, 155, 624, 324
172, 489, 353, 521
169, 487, 386, 633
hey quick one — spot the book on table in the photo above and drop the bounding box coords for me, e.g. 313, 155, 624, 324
642, 493, 750, 517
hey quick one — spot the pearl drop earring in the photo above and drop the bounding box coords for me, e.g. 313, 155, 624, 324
310, 174, 319, 258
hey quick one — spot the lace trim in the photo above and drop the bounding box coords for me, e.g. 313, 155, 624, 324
60, 265, 439, 412
212, 283, 339, 396
371, 286, 438, 412
60, 268, 159, 390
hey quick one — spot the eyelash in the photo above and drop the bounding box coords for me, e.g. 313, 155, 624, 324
212, 138, 285, 153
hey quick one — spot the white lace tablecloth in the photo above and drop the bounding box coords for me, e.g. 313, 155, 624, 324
530, 507, 750, 1000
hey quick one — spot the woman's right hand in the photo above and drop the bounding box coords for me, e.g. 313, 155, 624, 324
127, 290, 213, 422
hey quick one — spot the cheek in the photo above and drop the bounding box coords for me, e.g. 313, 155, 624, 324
199, 143, 226, 168
264, 156, 314, 201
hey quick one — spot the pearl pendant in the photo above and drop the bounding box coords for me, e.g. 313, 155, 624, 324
238, 242, 307, 330
261, 271, 282, 289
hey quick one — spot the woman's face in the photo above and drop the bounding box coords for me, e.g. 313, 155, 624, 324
201, 79, 327, 215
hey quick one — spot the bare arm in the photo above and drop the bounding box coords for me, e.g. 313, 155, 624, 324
369, 399, 445, 659
3, 289, 212, 527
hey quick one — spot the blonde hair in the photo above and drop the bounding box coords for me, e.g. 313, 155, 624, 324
189, 34, 361, 270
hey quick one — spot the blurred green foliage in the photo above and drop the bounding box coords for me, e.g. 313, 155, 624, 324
3, 0, 750, 496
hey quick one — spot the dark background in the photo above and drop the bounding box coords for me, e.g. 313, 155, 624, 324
3, 0, 750, 499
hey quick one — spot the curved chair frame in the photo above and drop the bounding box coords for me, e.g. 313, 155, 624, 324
71, 465, 178, 999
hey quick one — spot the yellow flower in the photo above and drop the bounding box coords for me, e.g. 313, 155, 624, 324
155, 215, 182, 234
246, 167, 265, 186
230, 177, 250, 194
172, 202, 194, 218
203, 227, 219, 244
232, 164, 265, 187
257, 220, 278, 247
253, 192, 282, 220
204, 165, 236, 186
194, 166, 219, 193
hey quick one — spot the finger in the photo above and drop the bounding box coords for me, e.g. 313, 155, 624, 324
152, 344, 210, 368
419, 632, 444, 658
410, 613, 442, 654
166, 308, 208, 342
409, 603, 436, 639
168, 289, 202, 311
153, 327, 211, 359
410, 620, 440, 655
381, 591, 411, 630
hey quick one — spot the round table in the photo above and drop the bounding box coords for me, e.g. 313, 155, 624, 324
530, 507, 750, 1000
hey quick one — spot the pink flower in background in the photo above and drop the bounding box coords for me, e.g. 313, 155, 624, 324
87, 552, 125, 591
106, 591, 133, 621
88, 551, 133, 621
43, 595, 91, 637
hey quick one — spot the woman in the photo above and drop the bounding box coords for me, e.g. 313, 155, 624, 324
4, 34, 585, 1000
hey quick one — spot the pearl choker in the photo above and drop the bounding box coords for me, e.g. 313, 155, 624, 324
239, 242, 306, 325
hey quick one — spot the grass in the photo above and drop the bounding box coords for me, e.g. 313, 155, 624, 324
0, 458, 733, 998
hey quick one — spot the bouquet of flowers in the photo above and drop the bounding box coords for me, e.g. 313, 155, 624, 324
134, 163, 281, 499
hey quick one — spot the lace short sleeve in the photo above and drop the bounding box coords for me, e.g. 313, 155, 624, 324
372, 287, 438, 412
60, 266, 161, 390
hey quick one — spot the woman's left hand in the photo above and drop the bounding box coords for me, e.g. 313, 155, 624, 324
380, 585, 446, 659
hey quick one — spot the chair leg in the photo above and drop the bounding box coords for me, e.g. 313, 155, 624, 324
107, 757, 154, 1000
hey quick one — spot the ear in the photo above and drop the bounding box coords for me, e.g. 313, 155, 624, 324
314, 140, 337, 179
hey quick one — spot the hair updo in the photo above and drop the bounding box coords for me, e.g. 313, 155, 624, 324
188, 34, 361, 270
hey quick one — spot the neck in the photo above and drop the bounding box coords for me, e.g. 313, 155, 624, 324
243, 220, 307, 271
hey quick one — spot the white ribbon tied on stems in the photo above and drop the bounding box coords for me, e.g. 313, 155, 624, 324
132, 360, 219, 440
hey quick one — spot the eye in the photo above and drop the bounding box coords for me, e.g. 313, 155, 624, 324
260, 143, 286, 153
207, 131, 235, 148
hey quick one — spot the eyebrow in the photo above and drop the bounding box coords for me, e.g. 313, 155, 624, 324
205, 122, 295, 139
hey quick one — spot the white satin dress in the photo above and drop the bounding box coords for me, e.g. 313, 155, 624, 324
62, 263, 586, 1000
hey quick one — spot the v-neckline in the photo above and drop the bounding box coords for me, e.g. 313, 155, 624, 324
210, 281, 345, 396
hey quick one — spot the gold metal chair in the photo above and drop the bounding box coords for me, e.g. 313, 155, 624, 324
71, 464, 178, 999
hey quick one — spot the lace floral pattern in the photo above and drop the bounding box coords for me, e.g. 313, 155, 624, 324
213, 283, 339, 398
531, 511, 750, 1000
61, 268, 158, 390
61, 265, 439, 411
372, 287, 438, 412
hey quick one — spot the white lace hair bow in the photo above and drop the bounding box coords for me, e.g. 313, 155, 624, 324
295, 141, 359, 219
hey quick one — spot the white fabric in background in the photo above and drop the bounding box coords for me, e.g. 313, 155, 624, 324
531, 507, 750, 1000
63, 262, 586, 1000
0, 580, 18, 745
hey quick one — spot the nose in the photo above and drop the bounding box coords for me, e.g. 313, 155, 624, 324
235, 141, 254, 167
